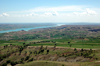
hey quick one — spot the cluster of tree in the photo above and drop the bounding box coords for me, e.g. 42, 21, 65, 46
2, 60, 18, 66
0, 45, 20, 62
34, 46, 49, 55
29, 41, 56, 44
0, 43, 31, 66
59, 48, 95, 60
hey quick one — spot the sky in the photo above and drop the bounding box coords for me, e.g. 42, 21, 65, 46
0, 0, 100, 23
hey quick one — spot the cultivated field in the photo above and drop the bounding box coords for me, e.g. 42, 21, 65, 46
0, 25, 100, 66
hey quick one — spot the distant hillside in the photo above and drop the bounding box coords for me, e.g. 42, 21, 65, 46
0, 25, 100, 40
0, 23, 56, 31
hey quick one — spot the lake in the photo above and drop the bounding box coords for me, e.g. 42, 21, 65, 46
0, 24, 65, 33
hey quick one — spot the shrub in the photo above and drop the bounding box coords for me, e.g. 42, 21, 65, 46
28, 58, 33, 62
81, 53, 83, 56
6, 60, 11, 63
25, 56, 30, 61
2, 63, 7, 66
3, 54, 7, 58
68, 42, 70, 44
34, 51, 37, 54
41, 49, 44, 53
96, 58, 98, 60
90, 49, 92, 51
0, 57, 3, 61
23, 43, 25, 45
21, 58, 24, 61
47, 50, 49, 54
10, 62, 16, 66
74, 48, 77, 51
25, 51, 27, 55
40, 45, 43, 50
81, 48, 84, 51
20, 60, 24, 64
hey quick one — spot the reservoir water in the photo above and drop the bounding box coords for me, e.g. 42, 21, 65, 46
0, 24, 65, 33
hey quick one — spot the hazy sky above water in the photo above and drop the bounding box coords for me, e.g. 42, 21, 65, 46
0, 0, 100, 23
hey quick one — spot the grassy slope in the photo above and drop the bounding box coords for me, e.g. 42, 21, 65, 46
0, 25, 100, 66
0, 41, 100, 66
27, 38, 100, 49
0, 38, 100, 49
19, 61, 100, 66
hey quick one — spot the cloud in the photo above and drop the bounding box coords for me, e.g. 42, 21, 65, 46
6, 6, 98, 17
29, 13, 38, 16
73, 12, 87, 16
12, 13, 38, 17
44, 12, 52, 16
29, 6, 84, 12
0, 15, 3, 17
7, 5, 85, 14
44, 11, 59, 16
1, 5, 99, 23
0, 13, 10, 17
2, 13, 10, 17
86, 8, 97, 15
52, 11, 59, 16
73, 8, 97, 16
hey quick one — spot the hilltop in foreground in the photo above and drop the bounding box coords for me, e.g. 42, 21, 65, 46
0, 25, 100, 66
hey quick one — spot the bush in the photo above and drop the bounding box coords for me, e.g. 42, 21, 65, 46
74, 48, 77, 51
41, 49, 44, 53
40, 45, 43, 50
20, 60, 24, 64
34, 51, 37, 54
2, 63, 7, 66
81, 53, 83, 56
47, 50, 49, 54
96, 58, 98, 60
10, 62, 16, 66
25, 51, 27, 55
90, 49, 92, 51
81, 48, 84, 51
3, 54, 7, 58
0, 57, 3, 61
21, 58, 24, 61
6, 60, 11, 63
25, 56, 30, 61
28, 58, 33, 62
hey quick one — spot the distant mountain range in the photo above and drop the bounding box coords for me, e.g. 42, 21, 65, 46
64, 22, 100, 25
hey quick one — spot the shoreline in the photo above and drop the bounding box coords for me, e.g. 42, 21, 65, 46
0, 24, 65, 33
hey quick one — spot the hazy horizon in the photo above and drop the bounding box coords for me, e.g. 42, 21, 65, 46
0, 22, 100, 24
0, 0, 100, 23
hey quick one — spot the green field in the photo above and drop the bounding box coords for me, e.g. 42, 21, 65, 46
1, 38, 100, 49
0, 25, 100, 66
